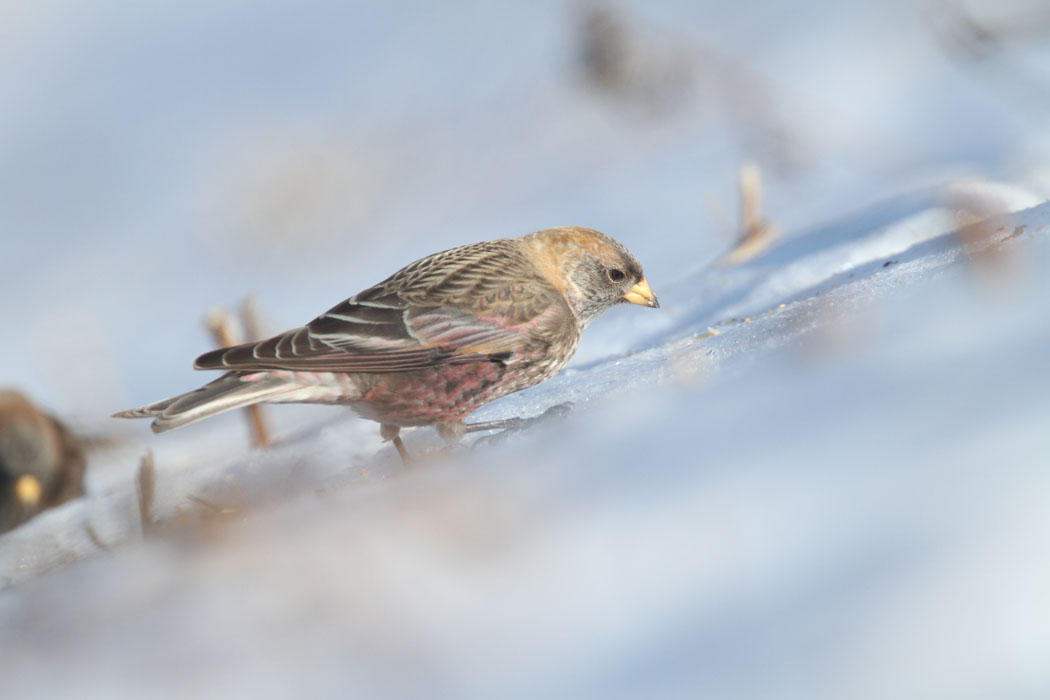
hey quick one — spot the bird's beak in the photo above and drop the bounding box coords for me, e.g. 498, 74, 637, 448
14, 474, 42, 508
622, 278, 660, 308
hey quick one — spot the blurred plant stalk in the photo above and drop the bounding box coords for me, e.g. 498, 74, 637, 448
205, 300, 271, 448
720, 162, 779, 265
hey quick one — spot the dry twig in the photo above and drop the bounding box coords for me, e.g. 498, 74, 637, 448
205, 305, 271, 447
83, 522, 111, 552
136, 450, 157, 537
720, 163, 780, 265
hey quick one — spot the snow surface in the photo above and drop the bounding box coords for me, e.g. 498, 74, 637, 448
2, 1, 1050, 698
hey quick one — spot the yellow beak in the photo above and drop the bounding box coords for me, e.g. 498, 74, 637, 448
14, 474, 42, 508
622, 278, 660, 308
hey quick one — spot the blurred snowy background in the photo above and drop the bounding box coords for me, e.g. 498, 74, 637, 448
2, 0, 1050, 698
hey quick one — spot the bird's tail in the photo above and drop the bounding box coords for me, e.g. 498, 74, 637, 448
113, 373, 297, 433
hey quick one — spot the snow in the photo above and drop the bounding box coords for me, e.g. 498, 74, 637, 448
2, 1, 1050, 698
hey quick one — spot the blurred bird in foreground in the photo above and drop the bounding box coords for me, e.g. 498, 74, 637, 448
1, 391, 86, 533
115, 226, 659, 461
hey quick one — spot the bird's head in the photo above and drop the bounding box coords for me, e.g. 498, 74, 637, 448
526, 226, 659, 327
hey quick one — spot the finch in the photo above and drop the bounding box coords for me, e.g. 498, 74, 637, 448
114, 226, 659, 460
1, 391, 86, 532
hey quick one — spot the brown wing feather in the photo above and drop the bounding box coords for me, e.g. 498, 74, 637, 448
194, 239, 574, 374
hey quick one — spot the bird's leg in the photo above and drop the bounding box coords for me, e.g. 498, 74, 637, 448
432, 422, 468, 457
391, 436, 410, 464
380, 423, 411, 464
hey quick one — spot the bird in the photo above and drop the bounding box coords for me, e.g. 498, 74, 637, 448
114, 226, 659, 461
1, 390, 86, 533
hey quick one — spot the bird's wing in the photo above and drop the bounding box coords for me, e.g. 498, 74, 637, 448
194, 240, 574, 374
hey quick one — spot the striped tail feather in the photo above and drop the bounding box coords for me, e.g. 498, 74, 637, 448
113, 373, 297, 433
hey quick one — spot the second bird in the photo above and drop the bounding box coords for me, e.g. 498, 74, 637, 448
115, 226, 659, 460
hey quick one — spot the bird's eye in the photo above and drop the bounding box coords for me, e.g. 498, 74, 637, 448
607, 268, 626, 282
